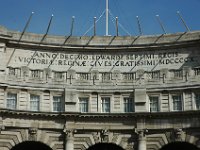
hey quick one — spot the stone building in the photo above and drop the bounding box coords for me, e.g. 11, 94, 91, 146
0, 25, 200, 150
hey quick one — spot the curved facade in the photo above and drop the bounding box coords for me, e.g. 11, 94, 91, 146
0, 25, 200, 150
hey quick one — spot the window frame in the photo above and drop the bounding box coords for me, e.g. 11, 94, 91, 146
6, 92, 17, 109
195, 93, 200, 110
149, 95, 160, 112
123, 97, 134, 112
172, 94, 183, 111
79, 97, 89, 112
101, 97, 111, 113
30, 94, 40, 111
53, 96, 63, 112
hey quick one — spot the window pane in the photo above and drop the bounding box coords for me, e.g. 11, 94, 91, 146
195, 94, 200, 110
101, 97, 110, 113
7, 93, 17, 109
124, 98, 134, 112
149, 96, 159, 112
172, 95, 182, 111
53, 96, 62, 112
30, 95, 40, 111
79, 98, 89, 112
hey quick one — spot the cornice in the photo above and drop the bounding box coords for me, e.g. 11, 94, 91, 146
0, 108, 200, 120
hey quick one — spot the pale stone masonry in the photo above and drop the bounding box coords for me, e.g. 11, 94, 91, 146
0, 25, 200, 150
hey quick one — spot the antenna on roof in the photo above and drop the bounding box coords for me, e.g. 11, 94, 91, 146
156, 15, 167, 34
177, 11, 190, 32
136, 16, 143, 35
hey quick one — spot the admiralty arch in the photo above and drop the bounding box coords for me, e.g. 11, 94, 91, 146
0, 25, 200, 150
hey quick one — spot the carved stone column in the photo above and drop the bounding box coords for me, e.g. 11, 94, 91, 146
136, 129, 147, 150
64, 129, 74, 150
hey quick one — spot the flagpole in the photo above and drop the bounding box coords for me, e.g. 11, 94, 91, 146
106, 0, 109, 36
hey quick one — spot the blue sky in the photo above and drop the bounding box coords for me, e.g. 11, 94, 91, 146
0, 0, 199, 36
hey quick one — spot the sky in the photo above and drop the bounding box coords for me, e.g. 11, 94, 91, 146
0, 0, 200, 36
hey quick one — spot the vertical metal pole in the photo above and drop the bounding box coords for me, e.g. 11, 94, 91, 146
106, 0, 109, 36
156, 15, 167, 34
116, 17, 119, 36
94, 17, 96, 36
136, 16, 142, 35
70, 16, 75, 36
177, 11, 190, 32
19, 12, 34, 42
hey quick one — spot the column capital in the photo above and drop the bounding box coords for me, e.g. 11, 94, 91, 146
63, 129, 76, 139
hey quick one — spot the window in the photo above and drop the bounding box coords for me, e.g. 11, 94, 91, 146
53, 96, 62, 112
102, 73, 112, 81
54, 72, 64, 80
172, 95, 182, 111
149, 96, 159, 112
30, 94, 40, 111
101, 97, 110, 113
147, 71, 160, 80
79, 98, 89, 112
124, 97, 134, 112
78, 73, 90, 80
173, 70, 183, 79
8, 67, 21, 77
31, 70, 42, 78
195, 94, 200, 110
7, 93, 17, 109
194, 68, 200, 76
123, 73, 136, 80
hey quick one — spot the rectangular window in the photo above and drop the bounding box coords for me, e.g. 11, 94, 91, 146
172, 95, 182, 111
194, 68, 200, 76
147, 71, 160, 80
149, 96, 159, 112
31, 70, 41, 78
53, 96, 62, 112
195, 94, 200, 110
54, 72, 64, 80
102, 73, 112, 81
30, 94, 40, 111
7, 93, 17, 109
8, 67, 21, 77
79, 98, 89, 112
173, 70, 183, 79
123, 73, 136, 80
101, 97, 110, 113
124, 97, 134, 112
78, 73, 90, 80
